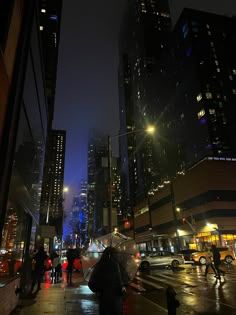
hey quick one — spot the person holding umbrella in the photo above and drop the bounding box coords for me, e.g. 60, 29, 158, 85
88, 246, 129, 315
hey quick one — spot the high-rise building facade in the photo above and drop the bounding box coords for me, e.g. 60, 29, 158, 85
87, 130, 121, 236
132, 8, 236, 250
40, 129, 66, 237
118, 0, 172, 217
68, 195, 80, 247
157, 9, 236, 177
87, 130, 108, 237
0, 0, 49, 307
79, 181, 88, 246
39, 0, 63, 129
37, 0, 63, 250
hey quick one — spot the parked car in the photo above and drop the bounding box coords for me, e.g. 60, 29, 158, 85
140, 251, 185, 270
191, 247, 236, 265
139, 251, 154, 258
178, 249, 199, 262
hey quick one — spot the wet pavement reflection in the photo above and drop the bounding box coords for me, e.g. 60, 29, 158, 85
13, 263, 236, 315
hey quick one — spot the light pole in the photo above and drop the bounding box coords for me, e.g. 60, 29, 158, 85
107, 125, 156, 233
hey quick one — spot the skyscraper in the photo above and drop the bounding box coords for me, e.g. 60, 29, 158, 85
87, 130, 108, 237
40, 129, 66, 237
157, 9, 236, 176
69, 195, 80, 247
118, 0, 172, 216
39, 0, 63, 129
79, 181, 88, 246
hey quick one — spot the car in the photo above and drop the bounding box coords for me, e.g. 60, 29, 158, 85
139, 251, 154, 258
178, 249, 199, 262
191, 247, 236, 265
140, 251, 185, 270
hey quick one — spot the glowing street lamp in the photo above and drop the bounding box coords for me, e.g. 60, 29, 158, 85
145, 125, 155, 134
63, 187, 69, 193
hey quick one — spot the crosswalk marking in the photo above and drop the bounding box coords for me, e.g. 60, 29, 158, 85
135, 276, 164, 290
133, 268, 236, 292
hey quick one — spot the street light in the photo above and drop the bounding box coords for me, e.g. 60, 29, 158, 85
63, 187, 69, 194
107, 125, 156, 233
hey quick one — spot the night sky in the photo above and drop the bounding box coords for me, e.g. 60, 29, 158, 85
53, 0, 236, 219
54, 1, 126, 206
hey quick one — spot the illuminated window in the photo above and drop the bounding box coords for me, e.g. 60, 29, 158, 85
206, 92, 212, 99
197, 109, 205, 119
209, 109, 215, 115
197, 93, 202, 102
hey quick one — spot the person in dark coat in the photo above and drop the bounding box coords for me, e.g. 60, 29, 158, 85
212, 245, 225, 280
31, 246, 47, 292
66, 248, 75, 284
88, 246, 129, 315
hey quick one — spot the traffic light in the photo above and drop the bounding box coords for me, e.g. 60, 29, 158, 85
124, 221, 131, 229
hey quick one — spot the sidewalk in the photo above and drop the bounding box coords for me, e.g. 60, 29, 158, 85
12, 272, 167, 315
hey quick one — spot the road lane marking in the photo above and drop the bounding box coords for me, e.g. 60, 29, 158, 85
135, 276, 163, 289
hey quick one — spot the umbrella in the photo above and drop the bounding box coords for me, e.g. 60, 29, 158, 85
81, 231, 141, 282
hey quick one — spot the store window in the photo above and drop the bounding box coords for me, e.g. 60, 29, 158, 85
0, 35, 47, 281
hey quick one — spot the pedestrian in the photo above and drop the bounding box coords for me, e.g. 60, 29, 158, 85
52, 252, 61, 283
212, 245, 225, 280
88, 246, 129, 315
166, 285, 180, 315
66, 248, 75, 284
204, 247, 217, 277
31, 246, 47, 292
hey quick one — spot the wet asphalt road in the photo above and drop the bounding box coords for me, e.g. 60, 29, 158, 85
13, 262, 236, 315
135, 263, 236, 314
